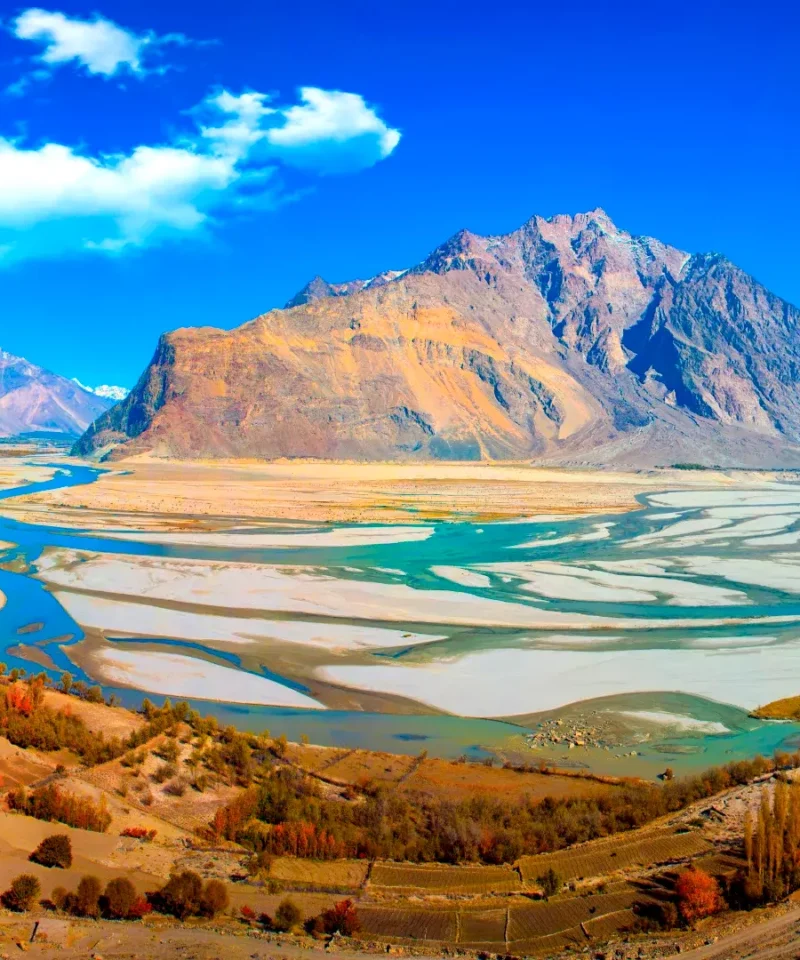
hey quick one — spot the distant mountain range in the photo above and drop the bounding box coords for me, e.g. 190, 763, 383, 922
0, 351, 118, 438
74, 210, 800, 467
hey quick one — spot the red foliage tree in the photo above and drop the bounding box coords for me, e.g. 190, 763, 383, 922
675, 867, 723, 924
318, 898, 361, 936
6, 684, 33, 716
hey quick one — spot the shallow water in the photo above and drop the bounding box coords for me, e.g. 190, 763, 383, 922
3, 463, 800, 774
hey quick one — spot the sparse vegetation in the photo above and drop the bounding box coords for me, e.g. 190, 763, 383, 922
0, 677, 796, 955
8, 783, 112, 832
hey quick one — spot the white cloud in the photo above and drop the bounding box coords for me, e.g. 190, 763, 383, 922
265, 87, 402, 174
0, 85, 401, 263
198, 90, 275, 158
9, 8, 200, 85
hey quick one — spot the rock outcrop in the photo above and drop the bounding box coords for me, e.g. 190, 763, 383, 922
74, 210, 800, 466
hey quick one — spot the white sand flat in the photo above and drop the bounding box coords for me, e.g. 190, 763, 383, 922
317, 643, 800, 716
430, 566, 492, 588
679, 556, 800, 593
53, 591, 446, 650
91, 525, 435, 549
617, 711, 729, 734
90, 647, 325, 708
475, 560, 748, 606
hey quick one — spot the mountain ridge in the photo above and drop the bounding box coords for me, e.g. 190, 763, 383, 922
73, 210, 800, 467
0, 350, 115, 438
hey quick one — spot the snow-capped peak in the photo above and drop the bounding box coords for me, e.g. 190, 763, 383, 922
71, 379, 129, 401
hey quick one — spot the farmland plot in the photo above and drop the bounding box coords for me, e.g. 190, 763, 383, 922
370, 862, 520, 894
583, 907, 637, 939
358, 905, 458, 942
268, 857, 369, 889
508, 889, 639, 940
458, 905, 507, 945
518, 829, 711, 882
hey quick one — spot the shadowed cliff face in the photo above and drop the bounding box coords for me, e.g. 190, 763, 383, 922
74, 210, 800, 466
0, 351, 112, 438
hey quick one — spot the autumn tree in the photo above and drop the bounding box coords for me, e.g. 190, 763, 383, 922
675, 867, 723, 925
160, 870, 203, 919
200, 879, 229, 917
3, 874, 40, 911
316, 899, 361, 936
104, 878, 137, 918
76, 875, 102, 917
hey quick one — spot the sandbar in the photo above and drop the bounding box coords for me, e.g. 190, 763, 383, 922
83, 646, 325, 708
98, 525, 434, 548
317, 643, 800, 716
617, 711, 729, 734
53, 591, 446, 650
475, 560, 748, 606
36, 548, 792, 631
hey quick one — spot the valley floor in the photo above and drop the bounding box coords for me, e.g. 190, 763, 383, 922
0, 456, 775, 529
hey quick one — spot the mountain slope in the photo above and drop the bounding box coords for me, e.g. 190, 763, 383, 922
0, 351, 114, 438
73, 210, 800, 466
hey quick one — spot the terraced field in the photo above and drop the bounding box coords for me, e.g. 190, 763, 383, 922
358, 904, 459, 942
267, 857, 369, 889
357, 888, 646, 950
370, 862, 521, 894
507, 889, 642, 940
518, 828, 711, 883
458, 905, 507, 946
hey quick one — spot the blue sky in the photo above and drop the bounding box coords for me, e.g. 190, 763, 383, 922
0, 0, 797, 388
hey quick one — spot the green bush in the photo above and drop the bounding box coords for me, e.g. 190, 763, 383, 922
30, 833, 73, 869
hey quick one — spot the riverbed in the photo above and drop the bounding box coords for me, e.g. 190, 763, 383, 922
2, 459, 800, 777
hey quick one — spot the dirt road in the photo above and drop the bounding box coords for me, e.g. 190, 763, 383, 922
665, 904, 800, 959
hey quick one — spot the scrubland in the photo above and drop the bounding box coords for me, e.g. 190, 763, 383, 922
0, 672, 794, 958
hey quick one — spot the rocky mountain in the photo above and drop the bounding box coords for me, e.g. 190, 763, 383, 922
0, 351, 114, 438
74, 210, 800, 467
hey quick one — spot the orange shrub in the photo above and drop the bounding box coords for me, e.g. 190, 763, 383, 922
121, 826, 157, 841
6, 683, 33, 716
676, 867, 723, 924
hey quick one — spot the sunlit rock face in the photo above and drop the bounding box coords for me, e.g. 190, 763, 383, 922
74, 210, 800, 466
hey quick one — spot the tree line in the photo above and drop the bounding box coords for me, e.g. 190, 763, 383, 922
210, 754, 795, 865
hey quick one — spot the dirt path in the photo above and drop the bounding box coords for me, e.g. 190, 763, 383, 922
665, 904, 800, 959
0, 916, 437, 960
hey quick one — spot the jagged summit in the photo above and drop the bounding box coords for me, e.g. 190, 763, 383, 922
75, 210, 800, 467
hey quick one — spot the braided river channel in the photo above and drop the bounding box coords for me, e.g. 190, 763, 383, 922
3, 462, 800, 777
